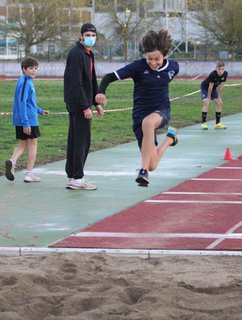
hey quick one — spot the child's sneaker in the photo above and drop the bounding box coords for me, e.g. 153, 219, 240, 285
5, 159, 15, 181
135, 168, 149, 186
215, 123, 227, 129
166, 127, 178, 146
201, 123, 208, 130
67, 178, 97, 190
24, 173, 41, 183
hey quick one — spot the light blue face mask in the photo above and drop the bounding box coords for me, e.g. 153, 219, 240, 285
84, 36, 96, 47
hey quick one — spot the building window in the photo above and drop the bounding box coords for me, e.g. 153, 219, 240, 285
117, 0, 136, 12
95, 0, 113, 12
0, 47, 5, 55
81, 11, 91, 22
36, 43, 43, 53
10, 46, 17, 55
48, 44, 55, 54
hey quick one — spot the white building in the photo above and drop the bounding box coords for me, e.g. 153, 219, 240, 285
0, 0, 202, 60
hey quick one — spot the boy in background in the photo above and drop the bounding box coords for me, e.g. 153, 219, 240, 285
200, 61, 228, 130
5, 56, 49, 183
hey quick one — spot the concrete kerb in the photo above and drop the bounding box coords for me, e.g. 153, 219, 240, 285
1, 247, 242, 257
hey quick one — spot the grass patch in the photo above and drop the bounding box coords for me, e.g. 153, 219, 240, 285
0, 78, 241, 175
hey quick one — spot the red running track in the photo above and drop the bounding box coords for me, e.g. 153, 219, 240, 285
50, 158, 242, 251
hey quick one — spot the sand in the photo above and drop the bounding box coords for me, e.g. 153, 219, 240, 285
0, 253, 242, 320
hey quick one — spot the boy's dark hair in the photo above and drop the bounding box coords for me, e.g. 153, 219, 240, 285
142, 29, 172, 56
21, 56, 39, 71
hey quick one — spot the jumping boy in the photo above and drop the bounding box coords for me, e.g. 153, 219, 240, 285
5, 56, 49, 183
200, 61, 228, 130
95, 28, 179, 187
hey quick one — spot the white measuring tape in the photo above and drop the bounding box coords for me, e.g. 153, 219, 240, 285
0, 90, 199, 116
1, 84, 241, 116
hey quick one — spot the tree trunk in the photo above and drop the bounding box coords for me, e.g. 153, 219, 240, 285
25, 45, 31, 56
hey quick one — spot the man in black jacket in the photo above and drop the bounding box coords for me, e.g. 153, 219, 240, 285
64, 23, 103, 190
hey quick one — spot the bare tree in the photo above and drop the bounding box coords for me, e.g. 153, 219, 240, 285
111, 9, 144, 62
1, 0, 80, 56
95, 0, 190, 61
97, 0, 163, 62
191, 0, 242, 60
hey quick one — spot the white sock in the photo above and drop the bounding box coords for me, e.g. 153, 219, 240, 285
10, 159, 16, 166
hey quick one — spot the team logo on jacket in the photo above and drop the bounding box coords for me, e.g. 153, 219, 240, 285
168, 70, 175, 80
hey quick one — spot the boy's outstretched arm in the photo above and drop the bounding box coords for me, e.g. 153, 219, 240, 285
95, 72, 118, 105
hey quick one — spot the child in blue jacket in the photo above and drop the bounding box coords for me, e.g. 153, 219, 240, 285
5, 56, 49, 183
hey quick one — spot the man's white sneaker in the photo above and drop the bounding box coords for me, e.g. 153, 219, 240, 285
5, 159, 15, 181
67, 178, 97, 190
24, 173, 41, 183
66, 178, 74, 189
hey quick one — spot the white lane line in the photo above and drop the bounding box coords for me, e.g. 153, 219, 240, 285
164, 191, 242, 195
192, 178, 242, 181
73, 231, 242, 240
163, 192, 242, 195
215, 167, 242, 170
206, 221, 242, 249
144, 200, 242, 204
34, 169, 136, 176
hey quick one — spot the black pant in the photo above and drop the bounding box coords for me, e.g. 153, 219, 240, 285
65, 105, 91, 179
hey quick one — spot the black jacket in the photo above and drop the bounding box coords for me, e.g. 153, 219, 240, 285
64, 42, 98, 110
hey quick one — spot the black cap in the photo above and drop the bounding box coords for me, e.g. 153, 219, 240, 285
80, 23, 97, 35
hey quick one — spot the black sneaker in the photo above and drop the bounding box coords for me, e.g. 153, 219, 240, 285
5, 159, 15, 181
135, 168, 149, 186
137, 182, 149, 187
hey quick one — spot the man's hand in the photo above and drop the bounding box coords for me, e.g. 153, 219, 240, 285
83, 108, 93, 119
95, 93, 107, 106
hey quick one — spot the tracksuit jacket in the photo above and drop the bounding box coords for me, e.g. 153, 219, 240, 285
12, 74, 44, 127
64, 41, 98, 110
